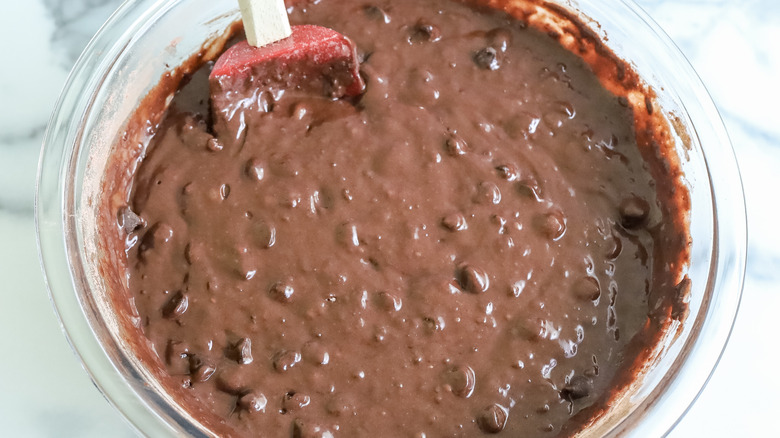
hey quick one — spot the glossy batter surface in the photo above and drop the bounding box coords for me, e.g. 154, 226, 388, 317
122, 0, 684, 436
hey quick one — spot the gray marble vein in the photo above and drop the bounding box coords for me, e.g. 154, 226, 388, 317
0, 0, 122, 214
42, 0, 123, 68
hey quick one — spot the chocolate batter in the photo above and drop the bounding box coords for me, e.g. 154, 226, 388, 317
113, 0, 689, 436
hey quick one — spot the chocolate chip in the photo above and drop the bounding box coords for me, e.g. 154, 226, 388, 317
165, 340, 190, 375
173, 376, 191, 389
335, 222, 361, 248
292, 418, 333, 438
206, 276, 222, 293
503, 111, 541, 139
245, 158, 266, 181
457, 264, 490, 293
364, 5, 391, 23
572, 276, 600, 301
474, 47, 501, 70
302, 341, 330, 365
422, 316, 445, 334
445, 364, 476, 398
216, 366, 249, 394
184, 242, 196, 264
374, 325, 389, 342
535, 211, 566, 240
487, 27, 513, 52
256, 90, 274, 113
442, 212, 468, 232
283, 391, 311, 413
509, 280, 525, 297
374, 291, 403, 312
605, 232, 623, 259
206, 137, 223, 152
233, 337, 253, 365
238, 391, 267, 412
251, 220, 276, 248
561, 375, 592, 400
270, 153, 301, 177
165, 340, 189, 362
325, 394, 355, 417
517, 176, 543, 200
542, 100, 576, 129
140, 222, 174, 252
410, 20, 441, 43
315, 186, 336, 211
225, 245, 257, 280
584, 365, 599, 379
401, 66, 440, 107
476, 182, 501, 205
273, 350, 301, 372
510, 317, 547, 342
491, 214, 507, 229
477, 403, 508, 433
619, 196, 650, 229
291, 102, 311, 120
269, 281, 294, 303
495, 164, 519, 181
219, 183, 230, 200
445, 133, 468, 156
446, 280, 461, 294
190, 358, 216, 383
117, 206, 145, 234
162, 292, 188, 319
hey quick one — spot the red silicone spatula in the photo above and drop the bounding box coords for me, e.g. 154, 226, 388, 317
210, 0, 364, 129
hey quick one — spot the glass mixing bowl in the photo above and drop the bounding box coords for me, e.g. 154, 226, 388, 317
36, 0, 746, 436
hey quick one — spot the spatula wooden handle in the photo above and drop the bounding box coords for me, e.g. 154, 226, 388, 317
238, 0, 292, 47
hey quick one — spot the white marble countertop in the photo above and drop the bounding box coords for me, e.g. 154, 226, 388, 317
1, 0, 777, 436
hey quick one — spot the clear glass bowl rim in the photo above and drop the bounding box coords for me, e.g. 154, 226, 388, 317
35, 0, 747, 436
